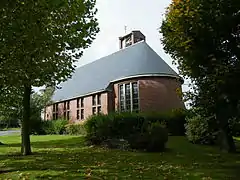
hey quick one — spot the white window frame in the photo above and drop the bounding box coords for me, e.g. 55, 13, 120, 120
118, 81, 140, 112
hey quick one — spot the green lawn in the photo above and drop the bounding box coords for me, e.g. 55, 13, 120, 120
0, 127, 20, 131
0, 135, 239, 180
235, 137, 240, 141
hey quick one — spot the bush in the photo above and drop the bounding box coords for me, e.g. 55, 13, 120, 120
85, 112, 170, 151
85, 114, 112, 144
52, 119, 68, 135
85, 113, 147, 144
229, 118, 240, 137
30, 116, 46, 135
185, 115, 217, 144
128, 122, 168, 152
30, 119, 67, 135
145, 122, 168, 151
142, 109, 187, 136
66, 123, 86, 135
166, 108, 187, 136
41, 121, 55, 135
0, 116, 20, 129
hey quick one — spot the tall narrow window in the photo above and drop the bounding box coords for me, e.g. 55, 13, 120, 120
97, 106, 101, 114
53, 104, 56, 112
67, 101, 70, 110
53, 103, 59, 120
97, 94, 101, 105
77, 98, 84, 121
119, 85, 125, 112
92, 107, 96, 115
125, 83, 131, 111
92, 95, 96, 106
63, 101, 70, 120
81, 109, 84, 120
64, 102, 66, 110
77, 98, 80, 108
81, 98, 84, 107
119, 82, 139, 112
132, 82, 139, 112
77, 110, 80, 120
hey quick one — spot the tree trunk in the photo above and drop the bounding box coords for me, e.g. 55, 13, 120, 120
218, 127, 236, 153
21, 85, 32, 155
216, 104, 236, 153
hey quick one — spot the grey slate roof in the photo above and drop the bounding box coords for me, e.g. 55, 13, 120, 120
52, 41, 179, 102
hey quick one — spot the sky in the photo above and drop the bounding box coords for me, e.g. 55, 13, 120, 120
77, 0, 175, 70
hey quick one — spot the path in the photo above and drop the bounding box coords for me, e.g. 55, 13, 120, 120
0, 130, 20, 136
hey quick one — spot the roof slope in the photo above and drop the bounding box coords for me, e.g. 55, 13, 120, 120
52, 41, 178, 102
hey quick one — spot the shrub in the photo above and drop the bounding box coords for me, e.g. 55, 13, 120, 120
30, 119, 54, 135
145, 122, 168, 151
85, 113, 147, 144
85, 112, 169, 151
85, 114, 112, 144
229, 118, 240, 137
41, 121, 55, 135
142, 108, 187, 136
128, 122, 168, 152
166, 108, 187, 136
52, 119, 68, 135
31, 119, 67, 135
66, 123, 86, 135
185, 115, 217, 144
30, 116, 46, 135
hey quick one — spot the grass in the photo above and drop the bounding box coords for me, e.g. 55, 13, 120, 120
0, 135, 240, 180
235, 137, 240, 141
0, 127, 20, 131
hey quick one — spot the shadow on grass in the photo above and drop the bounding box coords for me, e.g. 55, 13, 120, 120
0, 136, 240, 179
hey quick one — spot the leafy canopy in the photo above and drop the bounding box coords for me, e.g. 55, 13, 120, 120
0, 0, 99, 87
161, 0, 240, 111
161, 0, 240, 152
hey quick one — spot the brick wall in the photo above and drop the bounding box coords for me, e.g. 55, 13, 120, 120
45, 92, 109, 122
139, 77, 185, 112
113, 76, 185, 112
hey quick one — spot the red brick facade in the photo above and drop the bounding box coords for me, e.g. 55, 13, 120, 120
45, 76, 185, 122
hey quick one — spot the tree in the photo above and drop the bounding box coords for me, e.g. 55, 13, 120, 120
0, 0, 99, 155
0, 85, 23, 128
161, 0, 240, 152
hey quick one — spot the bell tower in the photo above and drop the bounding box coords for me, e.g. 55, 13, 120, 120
119, 30, 146, 49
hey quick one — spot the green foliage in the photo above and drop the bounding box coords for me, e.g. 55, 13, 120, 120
128, 122, 168, 152
229, 118, 240, 137
0, 116, 20, 129
161, 0, 240, 152
51, 119, 68, 135
85, 114, 114, 144
146, 122, 168, 151
0, 0, 99, 155
185, 115, 217, 145
85, 112, 173, 151
30, 119, 53, 135
65, 123, 86, 135
144, 109, 187, 136
0, 0, 99, 87
30, 119, 68, 135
